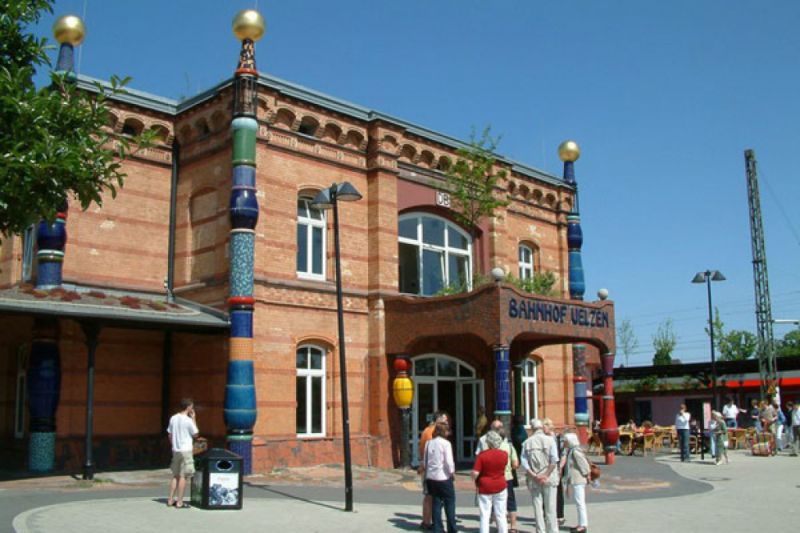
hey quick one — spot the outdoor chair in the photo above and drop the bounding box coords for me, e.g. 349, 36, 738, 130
726, 429, 738, 450
641, 433, 656, 456
618, 430, 634, 455
734, 428, 747, 450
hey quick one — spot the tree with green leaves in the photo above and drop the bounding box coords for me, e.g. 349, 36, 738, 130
704, 308, 757, 361
0, 0, 151, 238
652, 318, 677, 366
617, 318, 638, 367
718, 330, 757, 361
438, 126, 509, 236
777, 328, 800, 358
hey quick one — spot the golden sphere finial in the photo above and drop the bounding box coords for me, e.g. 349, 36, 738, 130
232, 10, 266, 41
558, 140, 581, 162
53, 15, 85, 45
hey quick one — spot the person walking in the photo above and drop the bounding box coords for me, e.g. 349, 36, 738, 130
774, 399, 787, 451
790, 402, 800, 457
166, 398, 199, 509
711, 411, 729, 465
423, 421, 457, 533
722, 396, 742, 429
419, 411, 448, 530
522, 419, 559, 533
472, 430, 509, 533
750, 399, 762, 431
563, 432, 590, 533
675, 404, 691, 462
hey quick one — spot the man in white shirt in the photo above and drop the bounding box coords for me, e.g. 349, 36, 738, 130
675, 404, 691, 462
521, 419, 559, 533
722, 397, 742, 429
167, 398, 199, 508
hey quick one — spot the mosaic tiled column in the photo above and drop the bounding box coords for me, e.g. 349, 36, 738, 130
600, 351, 620, 464
559, 141, 590, 442
224, 11, 264, 475
27, 319, 61, 471
26, 17, 85, 472
493, 345, 512, 428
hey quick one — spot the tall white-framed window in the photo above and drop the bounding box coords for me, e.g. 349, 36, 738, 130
398, 213, 472, 295
296, 196, 326, 280
522, 358, 539, 427
22, 225, 36, 282
296, 344, 326, 437
518, 244, 535, 280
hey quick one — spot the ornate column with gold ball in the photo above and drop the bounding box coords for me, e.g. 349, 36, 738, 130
392, 356, 413, 468
25, 15, 85, 473
224, 9, 265, 475
560, 140, 590, 443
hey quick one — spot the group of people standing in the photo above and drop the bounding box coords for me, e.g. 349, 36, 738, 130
675, 395, 800, 465
419, 411, 594, 533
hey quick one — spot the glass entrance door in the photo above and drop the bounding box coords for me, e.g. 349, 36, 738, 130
410, 354, 484, 466
457, 380, 484, 461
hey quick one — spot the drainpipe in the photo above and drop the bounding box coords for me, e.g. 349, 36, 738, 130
166, 140, 180, 303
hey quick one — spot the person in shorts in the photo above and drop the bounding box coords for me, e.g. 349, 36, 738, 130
167, 397, 199, 508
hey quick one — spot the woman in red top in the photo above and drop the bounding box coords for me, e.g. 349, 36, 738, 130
471, 430, 509, 533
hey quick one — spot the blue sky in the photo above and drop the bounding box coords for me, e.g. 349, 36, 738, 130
33, 1, 800, 366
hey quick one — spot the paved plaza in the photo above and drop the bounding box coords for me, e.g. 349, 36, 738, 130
3, 451, 798, 532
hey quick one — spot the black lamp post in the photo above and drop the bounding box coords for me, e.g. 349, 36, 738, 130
312, 182, 362, 512
692, 270, 726, 411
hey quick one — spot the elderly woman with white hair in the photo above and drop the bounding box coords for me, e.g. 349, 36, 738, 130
471, 430, 509, 533
563, 432, 590, 533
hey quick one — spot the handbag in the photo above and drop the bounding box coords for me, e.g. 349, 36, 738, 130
589, 461, 601, 481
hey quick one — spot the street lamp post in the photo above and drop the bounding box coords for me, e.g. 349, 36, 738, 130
312, 182, 362, 512
692, 270, 726, 411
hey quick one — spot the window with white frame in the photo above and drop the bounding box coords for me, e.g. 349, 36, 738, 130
522, 358, 538, 427
296, 345, 326, 436
398, 214, 472, 295
296, 196, 326, 279
518, 244, 535, 280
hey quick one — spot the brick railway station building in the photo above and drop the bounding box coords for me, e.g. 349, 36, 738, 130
0, 14, 618, 474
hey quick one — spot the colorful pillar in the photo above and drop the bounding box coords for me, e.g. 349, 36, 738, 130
26, 15, 86, 472
224, 10, 265, 475
392, 356, 413, 468
559, 140, 590, 443
493, 345, 512, 428
600, 351, 620, 464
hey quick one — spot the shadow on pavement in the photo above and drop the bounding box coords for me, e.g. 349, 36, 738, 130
244, 483, 343, 511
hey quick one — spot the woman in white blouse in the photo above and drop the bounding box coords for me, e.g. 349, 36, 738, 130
563, 432, 590, 533
423, 422, 457, 532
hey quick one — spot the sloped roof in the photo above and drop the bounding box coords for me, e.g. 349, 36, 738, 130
0, 284, 228, 332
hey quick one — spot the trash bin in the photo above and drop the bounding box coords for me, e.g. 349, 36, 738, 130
190, 448, 243, 510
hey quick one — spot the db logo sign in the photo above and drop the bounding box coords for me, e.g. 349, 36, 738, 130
436, 191, 451, 208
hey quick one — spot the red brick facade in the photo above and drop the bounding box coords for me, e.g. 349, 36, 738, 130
0, 75, 614, 471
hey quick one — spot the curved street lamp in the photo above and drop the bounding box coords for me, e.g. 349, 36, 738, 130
692, 270, 726, 411
312, 182, 362, 512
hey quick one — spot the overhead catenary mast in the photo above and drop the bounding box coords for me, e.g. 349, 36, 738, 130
744, 149, 777, 398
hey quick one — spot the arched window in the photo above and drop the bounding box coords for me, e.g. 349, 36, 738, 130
398, 214, 471, 295
296, 195, 326, 280
296, 345, 326, 437
518, 244, 535, 280
522, 358, 539, 427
